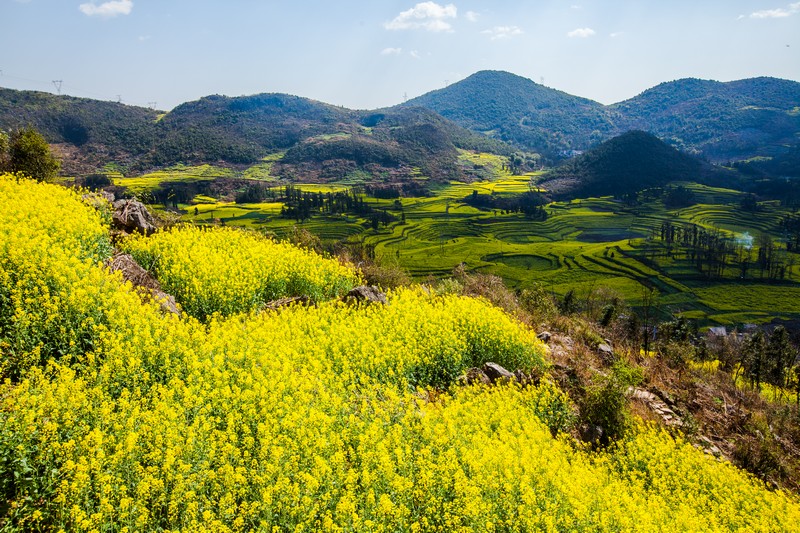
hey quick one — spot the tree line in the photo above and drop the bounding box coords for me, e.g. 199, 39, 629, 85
657, 221, 796, 280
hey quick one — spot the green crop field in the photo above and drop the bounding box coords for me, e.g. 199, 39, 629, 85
114, 164, 236, 195
125, 157, 800, 328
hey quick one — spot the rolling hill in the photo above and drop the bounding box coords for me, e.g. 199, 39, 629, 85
539, 130, 736, 198
2, 70, 798, 179
401, 71, 800, 162
611, 77, 800, 161
0, 88, 513, 181
402, 70, 622, 156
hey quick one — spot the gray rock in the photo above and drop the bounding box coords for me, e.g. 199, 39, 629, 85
344, 285, 387, 305
112, 199, 157, 235
457, 367, 492, 386
597, 343, 614, 360
106, 253, 160, 290
482, 362, 515, 384
536, 331, 552, 343
106, 253, 180, 316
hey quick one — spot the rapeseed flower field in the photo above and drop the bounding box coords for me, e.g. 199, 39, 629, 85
1, 174, 799, 531
122, 225, 360, 320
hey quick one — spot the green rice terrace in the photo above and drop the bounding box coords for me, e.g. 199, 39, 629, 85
115, 154, 800, 328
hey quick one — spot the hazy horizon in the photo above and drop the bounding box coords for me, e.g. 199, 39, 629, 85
2, 0, 799, 111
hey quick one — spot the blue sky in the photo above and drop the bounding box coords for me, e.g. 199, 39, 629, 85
1, 1, 798, 110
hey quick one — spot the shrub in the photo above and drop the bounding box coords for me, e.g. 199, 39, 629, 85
581, 360, 644, 446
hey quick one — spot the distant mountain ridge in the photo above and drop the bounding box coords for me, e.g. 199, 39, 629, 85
402, 70, 622, 157
1, 69, 798, 176
0, 88, 511, 180
611, 76, 800, 160
401, 70, 800, 162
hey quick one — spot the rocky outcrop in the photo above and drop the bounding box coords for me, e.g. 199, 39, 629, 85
597, 343, 615, 363
343, 285, 388, 305
630, 387, 684, 428
112, 199, 157, 235
482, 362, 515, 383
457, 362, 539, 387
107, 253, 160, 290
457, 367, 492, 386
106, 252, 180, 316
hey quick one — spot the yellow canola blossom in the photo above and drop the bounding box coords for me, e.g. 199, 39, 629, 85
2, 174, 800, 532
122, 225, 361, 320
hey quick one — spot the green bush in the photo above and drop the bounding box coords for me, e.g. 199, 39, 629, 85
581, 360, 644, 446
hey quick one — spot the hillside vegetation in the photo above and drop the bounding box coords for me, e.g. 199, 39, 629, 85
611, 77, 800, 160
3, 174, 800, 530
0, 89, 515, 181
540, 130, 735, 198
3, 70, 799, 180
402, 70, 620, 156
403, 71, 800, 162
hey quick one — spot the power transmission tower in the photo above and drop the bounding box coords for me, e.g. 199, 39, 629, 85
148, 101, 157, 110
52, 80, 63, 94
540, 76, 545, 85
403, 92, 408, 103
444, 79, 449, 87
116, 95, 122, 103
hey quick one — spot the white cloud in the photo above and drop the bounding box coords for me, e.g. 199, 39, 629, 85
610, 31, 624, 38
465, 10, 479, 22
571, 4, 581, 10
380, 47, 403, 55
385, 2, 457, 32
79, 0, 133, 17
138, 35, 151, 42
481, 26, 523, 40
567, 27, 595, 38
749, 2, 800, 18
409, 50, 421, 59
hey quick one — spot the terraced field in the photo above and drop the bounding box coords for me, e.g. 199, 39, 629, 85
124, 163, 800, 327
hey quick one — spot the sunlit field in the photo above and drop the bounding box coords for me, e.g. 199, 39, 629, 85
3, 173, 800, 531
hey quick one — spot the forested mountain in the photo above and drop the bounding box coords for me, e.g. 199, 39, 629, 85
402, 70, 622, 156
2, 70, 798, 177
0, 88, 512, 180
402, 71, 800, 162
0, 88, 158, 173
611, 77, 800, 161
539, 131, 735, 198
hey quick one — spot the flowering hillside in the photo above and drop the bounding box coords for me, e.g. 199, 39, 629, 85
1, 174, 799, 531
122, 225, 360, 321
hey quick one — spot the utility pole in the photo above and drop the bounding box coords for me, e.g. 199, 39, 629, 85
52, 80, 63, 94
